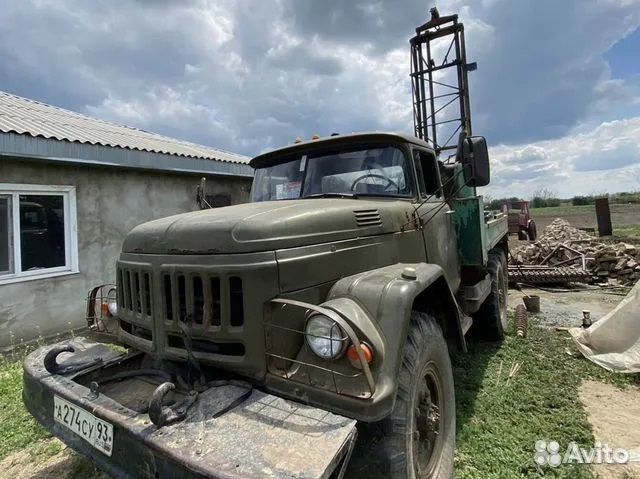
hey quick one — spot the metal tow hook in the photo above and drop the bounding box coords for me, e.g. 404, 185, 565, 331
148, 382, 198, 428
43, 345, 102, 375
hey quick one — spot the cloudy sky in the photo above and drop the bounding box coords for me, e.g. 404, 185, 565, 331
1, 0, 639, 198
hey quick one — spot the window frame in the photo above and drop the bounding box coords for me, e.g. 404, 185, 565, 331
412, 147, 443, 200
0, 184, 79, 285
251, 142, 418, 202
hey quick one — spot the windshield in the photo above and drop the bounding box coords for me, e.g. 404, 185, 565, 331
251, 145, 413, 201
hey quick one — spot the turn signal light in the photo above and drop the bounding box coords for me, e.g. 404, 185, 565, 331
347, 343, 374, 369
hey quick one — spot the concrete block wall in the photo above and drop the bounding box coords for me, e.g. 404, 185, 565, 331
0, 158, 252, 349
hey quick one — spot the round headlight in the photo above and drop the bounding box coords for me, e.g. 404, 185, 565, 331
107, 300, 118, 317
305, 314, 348, 360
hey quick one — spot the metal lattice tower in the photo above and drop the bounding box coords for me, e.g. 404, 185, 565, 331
410, 8, 476, 155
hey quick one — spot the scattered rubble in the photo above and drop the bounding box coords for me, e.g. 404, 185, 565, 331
510, 219, 640, 286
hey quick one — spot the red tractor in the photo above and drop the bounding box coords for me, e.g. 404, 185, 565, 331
503, 200, 537, 240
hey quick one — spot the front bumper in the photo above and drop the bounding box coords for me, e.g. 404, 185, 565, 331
23, 339, 357, 479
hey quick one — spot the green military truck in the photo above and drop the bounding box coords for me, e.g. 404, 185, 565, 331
22, 10, 509, 479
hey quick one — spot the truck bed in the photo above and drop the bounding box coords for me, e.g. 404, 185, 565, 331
454, 196, 508, 266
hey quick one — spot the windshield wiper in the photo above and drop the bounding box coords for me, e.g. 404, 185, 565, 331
303, 193, 358, 199
349, 192, 409, 198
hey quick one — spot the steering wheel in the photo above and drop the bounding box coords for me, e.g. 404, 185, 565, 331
350, 173, 400, 192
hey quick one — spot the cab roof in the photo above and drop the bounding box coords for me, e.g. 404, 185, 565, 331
249, 132, 434, 168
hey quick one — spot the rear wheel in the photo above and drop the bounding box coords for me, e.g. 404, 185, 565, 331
527, 221, 537, 241
517, 230, 528, 240
473, 250, 508, 341
349, 312, 455, 479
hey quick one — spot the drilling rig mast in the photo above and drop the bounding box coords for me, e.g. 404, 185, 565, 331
410, 7, 476, 156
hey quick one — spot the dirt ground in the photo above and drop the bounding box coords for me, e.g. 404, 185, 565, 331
507, 287, 623, 328
580, 380, 640, 479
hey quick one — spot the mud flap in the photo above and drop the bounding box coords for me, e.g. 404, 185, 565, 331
23, 339, 358, 479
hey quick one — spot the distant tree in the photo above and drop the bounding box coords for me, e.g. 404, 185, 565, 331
488, 199, 503, 210
487, 196, 524, 210
531, 188, 560, 208
531, 196, 544, 208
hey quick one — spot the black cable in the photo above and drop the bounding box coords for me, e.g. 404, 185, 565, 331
414, 166, 465, 213
415, 179, 470, 230
178, 315, 206, 388
402, 167, 467, 230
211, 386, 253, 418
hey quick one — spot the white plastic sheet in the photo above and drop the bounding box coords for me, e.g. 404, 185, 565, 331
569, 281, 640, 373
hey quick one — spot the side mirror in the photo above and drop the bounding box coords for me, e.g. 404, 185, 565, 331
460, 136, 490, 187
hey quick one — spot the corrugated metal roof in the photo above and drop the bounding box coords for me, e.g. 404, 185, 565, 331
0, 90, 250, 164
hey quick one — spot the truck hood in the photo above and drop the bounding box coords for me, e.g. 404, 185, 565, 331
122, 199, 413, 254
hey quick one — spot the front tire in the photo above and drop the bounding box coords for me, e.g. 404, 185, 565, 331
350, 312, 455, 479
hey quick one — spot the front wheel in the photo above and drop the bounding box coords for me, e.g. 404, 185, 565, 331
349, 312, 455, 479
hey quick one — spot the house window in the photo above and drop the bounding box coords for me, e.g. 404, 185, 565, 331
0, 184, 78, 285
205, 194, 231, 208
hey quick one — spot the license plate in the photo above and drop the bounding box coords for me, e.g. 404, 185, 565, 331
53, 396, 113, 456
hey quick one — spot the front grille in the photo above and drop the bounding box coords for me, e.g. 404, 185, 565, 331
161, 273, 244, 328
120, 320, 153, 341
118, 267, 152, 319
116, 252, 277, 377
167, 335, 245, 356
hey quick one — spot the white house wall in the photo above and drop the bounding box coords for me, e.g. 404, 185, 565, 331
0, 157, 252, 349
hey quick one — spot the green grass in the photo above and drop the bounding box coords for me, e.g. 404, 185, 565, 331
0, 354, 104, 478
530, 204, 596, 217
1, 328, 637, 478
452, 323, 638, 479
0, 358, 50, 460
614, 225, 640, 238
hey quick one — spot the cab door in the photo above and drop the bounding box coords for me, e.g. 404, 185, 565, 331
413, 148, 461, 292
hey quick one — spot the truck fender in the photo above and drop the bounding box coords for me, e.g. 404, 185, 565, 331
325, 262, 465, 420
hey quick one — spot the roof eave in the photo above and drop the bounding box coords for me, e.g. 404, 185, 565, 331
0, 132, 254, 178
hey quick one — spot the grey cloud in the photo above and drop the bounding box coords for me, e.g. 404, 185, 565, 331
573, 146, 640, 172
266, 45, 343, 76
467, 0, 640, 144
281, 1, 425, 51
0, 0, 639, 164
488, 117, 640, 197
